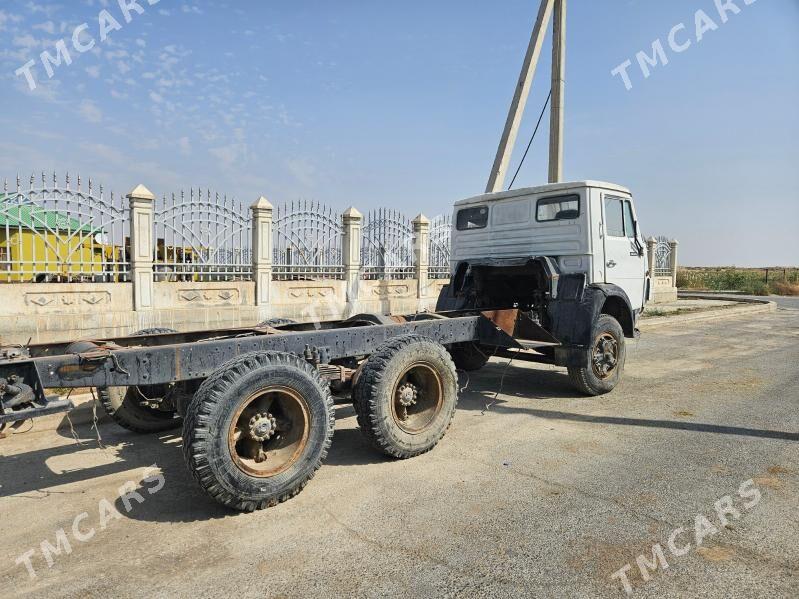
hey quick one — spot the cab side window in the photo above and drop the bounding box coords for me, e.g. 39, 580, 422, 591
604, 198, 625, 237
622, 201, 636, 239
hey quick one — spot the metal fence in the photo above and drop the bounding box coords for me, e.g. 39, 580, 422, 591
361, 208, 415, 280
272, 200, 344, 281
654, 235, 673, 277
1, 173, 129, 283
429, 215, 452, 279
154, 188, 252, 282
1, 172, 455, 284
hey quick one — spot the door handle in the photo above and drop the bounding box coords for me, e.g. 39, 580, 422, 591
607, 260, 617, 268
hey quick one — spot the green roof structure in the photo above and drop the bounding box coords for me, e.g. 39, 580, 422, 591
0, 195, 96, 233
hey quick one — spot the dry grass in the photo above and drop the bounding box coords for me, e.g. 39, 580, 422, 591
771, 281, 799, 296
678, 267, 799, 296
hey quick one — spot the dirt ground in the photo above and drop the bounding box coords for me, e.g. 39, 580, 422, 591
1, 304, 797, 598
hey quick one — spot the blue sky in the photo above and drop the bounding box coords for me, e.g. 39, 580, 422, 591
1, 0, 797, 266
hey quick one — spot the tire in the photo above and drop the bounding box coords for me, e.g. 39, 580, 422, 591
131, 327, 178, 337
449, 342, 491, 372
98, 327, 182, 434
353, 335, 458, 459
182, 351, 334, 511
567, 314, 626, 396
256, 318, 296, 328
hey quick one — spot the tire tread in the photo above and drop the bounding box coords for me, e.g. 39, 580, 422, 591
352, 335, 458, 459
182, 351, 334, 511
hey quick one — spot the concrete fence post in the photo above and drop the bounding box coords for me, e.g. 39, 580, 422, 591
342, 207, 363, 303
413, 214, 430, 299
127, 184, 155, 311
646, 237, 657, 279
251, 196, 273, 306
669, 239, 679, 288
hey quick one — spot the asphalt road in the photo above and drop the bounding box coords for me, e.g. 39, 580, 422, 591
1, 305, 797, 598
682, 292, 799, 310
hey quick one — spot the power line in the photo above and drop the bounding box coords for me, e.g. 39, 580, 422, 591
508, 90, 552, 191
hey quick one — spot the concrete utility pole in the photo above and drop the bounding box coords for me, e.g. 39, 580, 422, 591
485, 0, 554, 194
548, 0, 566, 183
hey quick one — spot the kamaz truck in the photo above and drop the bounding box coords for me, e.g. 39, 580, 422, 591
438, 180, 650, 395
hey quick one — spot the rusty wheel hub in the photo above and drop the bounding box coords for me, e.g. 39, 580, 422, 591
391, 363, 443, 434
592, 333, 619, 379
228, 386, 310, 478
397, 382, 418, 407
248, 412, 278, 442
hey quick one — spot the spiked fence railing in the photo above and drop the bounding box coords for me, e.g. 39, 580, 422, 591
154, 188, 252, 282
361, 208, 415, 280
428, 215, 452, 279
654, 235, 673, 277
272, 200, 344, 281
0, 173, 129, 283
0, 173, 456, 287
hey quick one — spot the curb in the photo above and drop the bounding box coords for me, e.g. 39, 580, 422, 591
639, 295, 776, 330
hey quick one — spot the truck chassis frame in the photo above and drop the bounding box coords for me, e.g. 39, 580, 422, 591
0, 309, 562, 511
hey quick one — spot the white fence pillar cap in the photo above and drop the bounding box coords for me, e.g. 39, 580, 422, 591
127, 184, 155, 201
251, 196, 273, 210
343, 206, 362, 219
413, 213, 430, 225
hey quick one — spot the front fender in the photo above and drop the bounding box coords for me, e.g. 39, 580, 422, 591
547, 279, 636, 349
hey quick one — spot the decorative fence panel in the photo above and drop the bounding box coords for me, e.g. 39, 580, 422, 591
361, 208, 415, 280
0, 173, 129, 283
654, 235, 673, 277
272, 200, 344, 281
154, 189, 252, 282
429, 215, 452, 279
1, 172, 456, 288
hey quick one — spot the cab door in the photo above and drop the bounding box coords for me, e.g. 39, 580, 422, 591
602, 195, 646, 310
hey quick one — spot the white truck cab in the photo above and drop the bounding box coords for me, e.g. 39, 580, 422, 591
450, 181, 648, 310
438, 181, 650, 395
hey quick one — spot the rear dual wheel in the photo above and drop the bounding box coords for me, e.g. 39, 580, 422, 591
182, 351, 334, 511
448, 342, 491, 372
353, 335, 458, 459
256, 318, 297, 328
98, 327, 182, 434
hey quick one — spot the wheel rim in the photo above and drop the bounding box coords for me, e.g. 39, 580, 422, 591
390, 362, 444, 434
591, 332, 619, 379
227, 386, 310, 478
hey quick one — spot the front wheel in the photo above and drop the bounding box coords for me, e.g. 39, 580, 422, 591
567, 314, 626, 396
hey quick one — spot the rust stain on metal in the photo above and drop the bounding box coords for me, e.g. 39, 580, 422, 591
481, 309, 519, 337
56, 362, 102, 379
